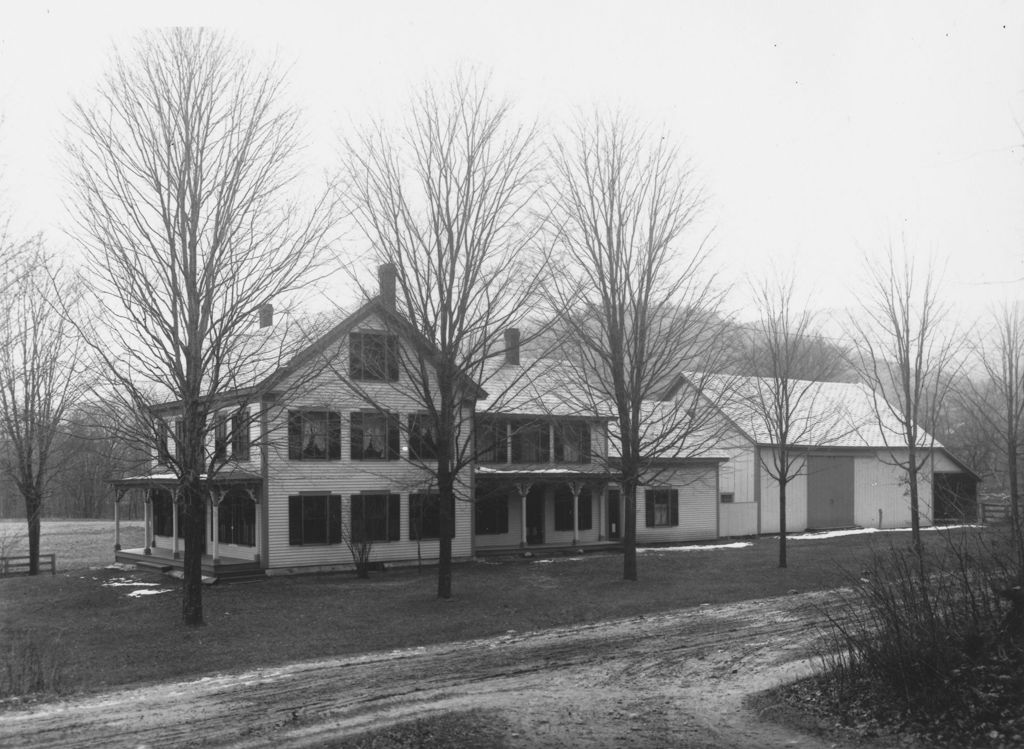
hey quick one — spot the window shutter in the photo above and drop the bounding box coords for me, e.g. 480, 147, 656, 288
645, 490, 655, 528
541, 423, 551, 462
388, 494, 401, 541
581, 426, 591, 463
350, 412, 363, 460
328, 495, 342, 543
670, 489, 679, 526
387, 413, 400, 460
328, 412, 341, 460
288, 496, 303, 545
288, 412, 303, 460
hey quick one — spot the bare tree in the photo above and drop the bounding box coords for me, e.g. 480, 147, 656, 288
848, 245, 961, 555
66, 29, 336, 625
742, 272, 849, 568
959, 303, 1024, 574
340, 72, 546, 599
545, 113, 729, 581
0, 239, 86, 574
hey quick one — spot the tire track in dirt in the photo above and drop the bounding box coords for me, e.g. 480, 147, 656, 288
0, 591, 848, 748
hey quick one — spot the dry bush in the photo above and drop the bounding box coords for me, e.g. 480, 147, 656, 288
0, 628, 69, 699
812, 527, 1024, 743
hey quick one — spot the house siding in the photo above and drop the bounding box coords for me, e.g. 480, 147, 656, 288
263, 315, 474, 572
636, 463, 718, 543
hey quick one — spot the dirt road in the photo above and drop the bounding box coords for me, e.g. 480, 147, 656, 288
0, 591, 851, 748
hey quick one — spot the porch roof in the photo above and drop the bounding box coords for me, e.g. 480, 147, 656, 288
476, 464, 615, 480
112, 468, 262, 488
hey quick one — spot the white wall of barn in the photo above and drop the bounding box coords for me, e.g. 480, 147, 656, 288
853, 450, 934, 529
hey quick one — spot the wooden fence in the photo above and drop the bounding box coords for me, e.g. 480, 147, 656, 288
0, 553, 56, 576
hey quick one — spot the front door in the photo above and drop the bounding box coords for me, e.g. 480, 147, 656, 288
607, 489, 621, 540
526, 487, 545, 545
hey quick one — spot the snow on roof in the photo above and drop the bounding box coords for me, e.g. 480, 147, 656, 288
476, 357, 614, 418
605, 399, 733, 461
692, 373, 939, 450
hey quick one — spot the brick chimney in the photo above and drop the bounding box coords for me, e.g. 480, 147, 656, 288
259, 303, 274, 328
378, 263, 397, 309
504, 328, 521, 366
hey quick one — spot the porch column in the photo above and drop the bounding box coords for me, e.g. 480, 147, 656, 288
598, 485, 607, 542
113, 489, 123, 551
515, 482, 531, 547
569, 481, 582, 545
210, 489, 222, 564
143, 491, 152, 555
171, 491, 180, 559
252, 490, 262, 566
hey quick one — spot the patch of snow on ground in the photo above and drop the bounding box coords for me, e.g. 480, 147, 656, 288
126, 588, 172, 598
105, 563, 136, 571
638, 542, 753, 553
533, 557, 586, 564
102, 577, 161, 587
787, 524, 980, 541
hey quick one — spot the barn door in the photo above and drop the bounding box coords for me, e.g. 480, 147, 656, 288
806, 456, 855, 529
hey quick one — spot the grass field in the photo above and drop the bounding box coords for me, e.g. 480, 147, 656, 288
0, 520, 144, 572
0, 521, 990, 703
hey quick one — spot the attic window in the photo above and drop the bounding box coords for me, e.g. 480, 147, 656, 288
349, 332, 399, 381
720, 492, 735, 504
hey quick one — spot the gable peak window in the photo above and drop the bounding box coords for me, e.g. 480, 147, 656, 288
349, 332, 399, 382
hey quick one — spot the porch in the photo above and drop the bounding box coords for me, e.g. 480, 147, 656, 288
115, 545, 265, 582
111, 469, 264, 580
474, 465, 621, 550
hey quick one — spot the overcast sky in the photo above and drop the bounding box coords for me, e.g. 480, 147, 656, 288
1, 1, 1021, 323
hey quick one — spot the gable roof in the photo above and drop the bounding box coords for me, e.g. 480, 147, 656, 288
689, 373, 929, 449
153, 296, 486, 411
672, 372, 979, 479
475, 356, 616, 418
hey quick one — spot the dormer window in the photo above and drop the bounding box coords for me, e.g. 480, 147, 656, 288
349, 332, 399, 381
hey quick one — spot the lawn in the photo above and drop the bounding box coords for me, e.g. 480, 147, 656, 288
0, 519, 145, 572
0, 522, 987, 702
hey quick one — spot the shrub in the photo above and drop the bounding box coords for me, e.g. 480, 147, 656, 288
0, 628, 69, 699
811, 526, 1024, 742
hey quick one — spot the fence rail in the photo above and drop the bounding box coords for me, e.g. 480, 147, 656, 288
0, 553, 56, 576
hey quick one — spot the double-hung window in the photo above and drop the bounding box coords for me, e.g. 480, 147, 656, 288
645, 488, 679, 527
288, 411, 342, 460
554, 422, 591, 463
349, 332, 399, 381
231, 408, 250, 461
350, 411, 400, 460
474, 490, 509, 535
409, 493, 444, 540
351, 493, 400, 542
288, 494, 342, 545
510, 419, 549, 463
407, 414, 438, 461
477, 419, 507, 463
214, 416, 229, 460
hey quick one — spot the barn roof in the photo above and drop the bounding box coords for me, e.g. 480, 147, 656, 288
682, 373, 937, 450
